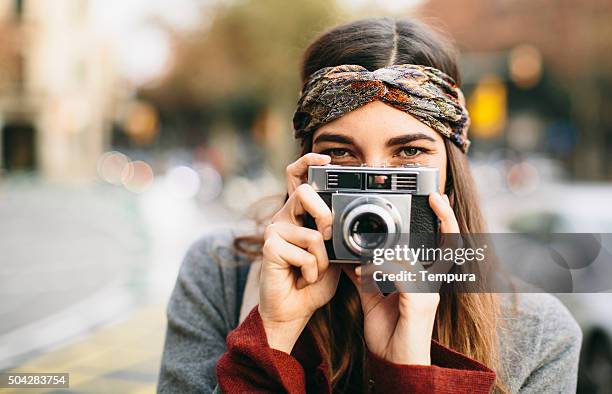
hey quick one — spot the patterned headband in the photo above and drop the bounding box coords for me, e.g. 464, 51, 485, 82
292, 64, 471, 153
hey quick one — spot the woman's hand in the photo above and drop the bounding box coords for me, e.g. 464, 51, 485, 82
259, 153, 340, 354
344, 192, 459, 365
285, 152, 330, 194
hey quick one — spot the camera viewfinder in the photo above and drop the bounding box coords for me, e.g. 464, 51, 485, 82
367, 173, 391, 190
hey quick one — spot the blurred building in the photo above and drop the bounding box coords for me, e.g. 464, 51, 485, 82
0, 0, 116, 180
419, 0, 612, 180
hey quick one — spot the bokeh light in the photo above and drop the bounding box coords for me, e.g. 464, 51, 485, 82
509, 44, 543, 89
196, 163, 223, 202
117, 26, 172, 86
124, 101, 160, 146
165, 166, 201, 199
507, 161, 540, 196
97, 151, 130, 185
121, 160, 154, 193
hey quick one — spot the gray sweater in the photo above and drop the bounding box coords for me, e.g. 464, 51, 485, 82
157, 229, 582, 393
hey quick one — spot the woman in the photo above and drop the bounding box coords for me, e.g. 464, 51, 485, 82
158, 17, 581, 393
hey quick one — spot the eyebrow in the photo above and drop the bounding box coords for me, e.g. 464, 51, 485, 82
386, 133, 436, 147
313, 132, 436, 147
313, 133, 355, 145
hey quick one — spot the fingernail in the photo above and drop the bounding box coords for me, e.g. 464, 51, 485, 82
355, 266, 362, 276
323, 227, 332, 240
432, 192, 443, 203
443, 194, 449, 203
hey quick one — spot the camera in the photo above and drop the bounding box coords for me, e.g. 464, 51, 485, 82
304, 164, 439, 262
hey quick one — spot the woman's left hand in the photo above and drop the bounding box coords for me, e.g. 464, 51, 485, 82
344, 192, 459, 365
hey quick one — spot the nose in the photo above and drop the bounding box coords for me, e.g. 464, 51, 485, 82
363, 158, 391, 167
362, 149, 393, 167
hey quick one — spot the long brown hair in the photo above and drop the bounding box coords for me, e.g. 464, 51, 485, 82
235, 16, 504, 393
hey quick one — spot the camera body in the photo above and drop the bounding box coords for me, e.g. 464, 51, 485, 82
304, 164, 439, 262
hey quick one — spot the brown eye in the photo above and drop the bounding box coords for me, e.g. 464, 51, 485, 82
398, 147, 422, 157
327, 148, 351, 158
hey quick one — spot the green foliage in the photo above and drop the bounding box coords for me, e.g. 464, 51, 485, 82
150, 0, 342, 115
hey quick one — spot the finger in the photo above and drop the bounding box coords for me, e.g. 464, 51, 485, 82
262, 234, 319, 284
266, 222, 329, 280
278, 183, 332, 239
286, 153, 331, 195
296, 262, 341, 290
429, 192, 459, 234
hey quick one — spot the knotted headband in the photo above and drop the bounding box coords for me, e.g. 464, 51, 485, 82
292, 64, 471, 153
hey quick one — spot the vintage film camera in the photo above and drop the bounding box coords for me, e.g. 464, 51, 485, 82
304, 165, 439, 262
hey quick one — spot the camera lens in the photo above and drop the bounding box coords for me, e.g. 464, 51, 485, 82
349, 213, 388, 250
341, 197, 401, 256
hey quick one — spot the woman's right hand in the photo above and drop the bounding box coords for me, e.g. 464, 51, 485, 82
258, 153, 340, 354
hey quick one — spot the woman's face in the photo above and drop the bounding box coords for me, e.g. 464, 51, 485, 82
311, 100, 447, 192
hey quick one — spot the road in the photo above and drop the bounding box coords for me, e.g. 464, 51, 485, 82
0, 175, 239, 371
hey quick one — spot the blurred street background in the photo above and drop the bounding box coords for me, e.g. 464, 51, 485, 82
0, 0, 611, 393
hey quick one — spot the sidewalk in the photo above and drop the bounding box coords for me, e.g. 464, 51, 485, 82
0, 178, 148, 369
1, 304, 167, 394
0, 176, 241, 392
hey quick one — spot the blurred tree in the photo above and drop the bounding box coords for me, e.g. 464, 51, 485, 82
142, 0, 341, 173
